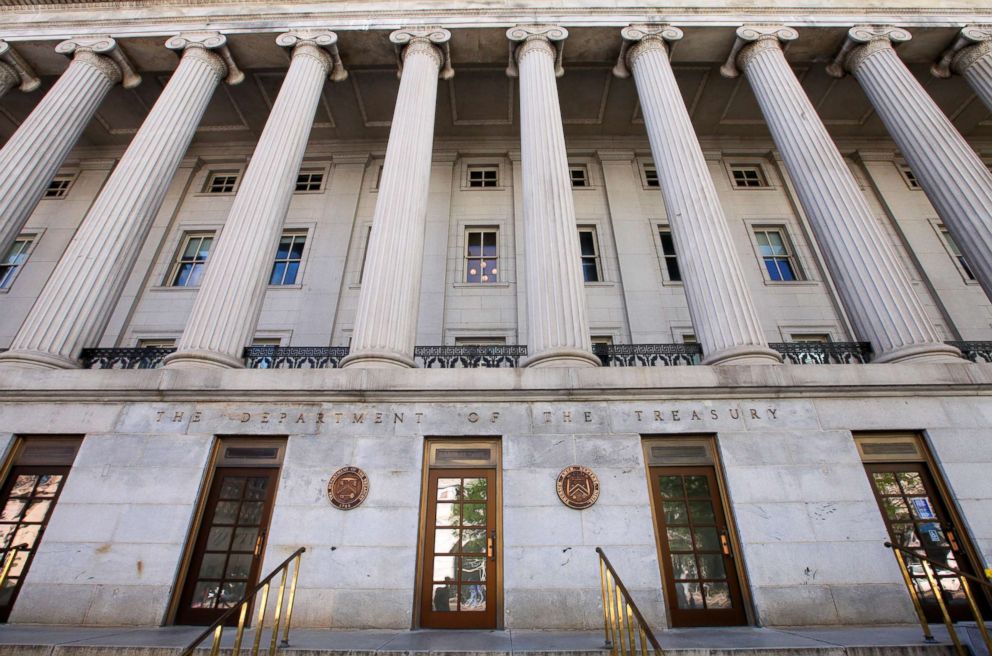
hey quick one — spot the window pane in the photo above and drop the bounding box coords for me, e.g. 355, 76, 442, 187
284, 261, 300, 285
197, 238, 213, 260
582, 260, 599, 283
187, 263, 206, 287
276, 237, 292, 260
183, 238, 200, 259
467, 232, 482, 256
269, 262, 286, 285
290, 238, 306, 258
666, 258, 682, 282
777, 259, 796, 281
579, 231, 595, 255
765, 259, 782, 281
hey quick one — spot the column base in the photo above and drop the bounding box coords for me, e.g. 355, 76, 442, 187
162, 349, 245, 370
873, 342, 963, 364
339, 349, 415, 369
702, 344, 782, 366
521, 348, 601, 369
0, 349, 79, 370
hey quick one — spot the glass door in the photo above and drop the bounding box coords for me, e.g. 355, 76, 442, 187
419, 468, 497, 629
176, 467, 279, 625
648, 465, 747, 627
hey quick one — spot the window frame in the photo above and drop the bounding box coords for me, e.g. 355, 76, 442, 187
202, 169, 241, 195
655, 224, 682, 285
577, 226, 603, 284
569, 164, 590, 189
165, 231, 216, 288
135, 338, 178, 348
267, 229, 309, 288
750, 225, 806, 284
639, 161, 660, 190
43, 174, 76, 200
726, 163, 770, 190
463, 226, 501, 284
897, 162, 922, 190
931, 220, 978, 284
294, 166, 328, 194
465, 165, 501, 190
0, 234, 38, 291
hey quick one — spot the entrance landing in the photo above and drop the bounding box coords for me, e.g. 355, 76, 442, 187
0, 624, 973, 656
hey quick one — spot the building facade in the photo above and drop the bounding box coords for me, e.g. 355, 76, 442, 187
0, 0, 989, 633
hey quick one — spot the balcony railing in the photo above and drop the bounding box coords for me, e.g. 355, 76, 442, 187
593, 343, 702, 367
81, 347, 176, 369
769, 341, 872, 364
946, 341, 992, 363
414, 345, 528, 368
244, 346, 350, 369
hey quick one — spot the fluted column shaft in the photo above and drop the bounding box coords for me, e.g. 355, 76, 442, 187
850, 37, 992, 305
0, 49, 121, 262
0, 63, 16, 99
628, 35, 779, 364
739, 37, 959, 363
512, 30, 599, 368
341, 35, 445, 369
165, 41, 332, 369
955, 41, 992, 112
0, 45, 228, 369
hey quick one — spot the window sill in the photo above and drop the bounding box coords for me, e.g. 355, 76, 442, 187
458, 186, 507, 192
452, 282, 512, 288
583, 281, 615, 288
193, 192, 238, 198
267, 283, 304, 290
149, 285, 201, 292
760, 280, 820, 287
731, 186, 778, 191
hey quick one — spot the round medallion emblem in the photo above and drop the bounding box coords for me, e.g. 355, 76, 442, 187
327, 466, 369, 510
556, 465, 600, 509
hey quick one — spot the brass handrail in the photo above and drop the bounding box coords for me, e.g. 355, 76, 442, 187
596, 547, 663, 656
0, 544, 27, 592
180, 547, 305, 656
884, 541, 991, 656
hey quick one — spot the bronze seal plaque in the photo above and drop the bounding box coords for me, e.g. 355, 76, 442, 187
556, 465, 600, 509
327, 466, 369, 510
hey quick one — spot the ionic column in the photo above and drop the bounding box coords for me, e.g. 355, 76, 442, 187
341, 28, 452, 369
0, 34, 242, 370
724, 26, 959, 363
0, 40, 40, 100
830, 26, 992, 306
932, 26, 992, 112
0, 37, 138, 262
507, 25, 599, 368
165, 30, 346, 369
614, 26, 780, 365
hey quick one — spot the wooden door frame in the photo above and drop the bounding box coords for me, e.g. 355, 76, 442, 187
641, 436, 755, 628
412, 437, 503, 630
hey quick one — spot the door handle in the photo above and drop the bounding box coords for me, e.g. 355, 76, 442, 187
487, 530, 496, 560
947, 529, 960, 552
254, 531, 266, 557
720, 532, 733, 558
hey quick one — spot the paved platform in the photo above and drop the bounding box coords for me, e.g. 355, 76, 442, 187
0, 624, 975, 656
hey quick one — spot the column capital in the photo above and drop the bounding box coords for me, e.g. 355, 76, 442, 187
390, 27, 453, 80
826, 25, 911, 78
166, 32, 244, 85
612, 24, 683, 78
931, 25, 992, 78
55, 36, 140, 88
276, 29, 348, 81
720, 25, 797, 78
0, 40, 40, 92
506, 25, 567, 78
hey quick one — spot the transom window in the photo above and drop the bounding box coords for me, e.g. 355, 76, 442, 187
791, 333, 831, 343
899, 164, 921, 190
0, 236, 35, 290
681, 333, 697, 344
465, 228, 499, 283
578, 227, 602, 283
658, 228, 681, 282
730, 165, 767, 188
44, 176, 74, 199
137, 338, 176, 348
467, 166, 499, 188
206, 172, 238, 194
269, 231, 306, 285
168, 232, 214, 287
939, 227, 975, 280
754, 227, 802, 282
591, 336, 614, 346
454, 337, 507, 346
643, 165, 660, 188
570, 166, 589, 188
295, 170, 324, 192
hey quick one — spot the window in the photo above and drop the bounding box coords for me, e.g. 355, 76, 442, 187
0, 236, 35, 290
465, 228, 499, 283
251, 338, 282, 347
570, 165, 589, 188
295, 170, 324, 192
643, 165, 660, 188
791, 333, 831, 342
358, 225, 372, 284
372, 165, 384, 190
591, 336, 614, 346
578, 227, 602, 282
658, 228, 681, 282
167, 232, 214, 287
44, 175, 74, 199
454, 337, 506, 346
899, 164, 921, 190
754, 227, 802, 282
467, 166, 499, 188
137, 338, 176, 348
730, 165, 768, 188
940, 227, 976, 281
269, 231, 306, 285
681, 333, 697, 344
205, 171, 238, 194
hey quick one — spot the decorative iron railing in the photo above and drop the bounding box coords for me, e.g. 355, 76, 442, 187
80, 347, 176, 369
946, 341, 992, 363
769, 341, 872, 364
244, 346, 350, 369
414, 345, 528, 368
180, 547, 305, 656
596, 547, 663, 656
593, 343, 702, 367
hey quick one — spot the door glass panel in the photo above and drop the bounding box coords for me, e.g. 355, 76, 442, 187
459, 584, 486, 611
698, 554, 726, 579
9, 477, 35, 498
461, 557, 485, 581
684, 476, 710, 497
663, 501, 687, 524
1, 500, 25, 521
675, 582, 703, 609
704, 583, 732, 609
462, 504, 486, 526
694, 527, 720, 551
689, 501, 716, 524
435, 503, 457, 526
219, 477, 246, 499
463, 478, 487, 500
461, 529, 486, 552
671, 554, 698, 579
433, 556, 457, 580
667, 527, 692, 551
206, 527, 233, 551
659, 476, 683, 498
198, 553, 226, 578
213, 501, 238, 524
34, 476, 62, 497
437, 479, 460, 500
432, 583, 456, 611
434, 529, 459, 552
